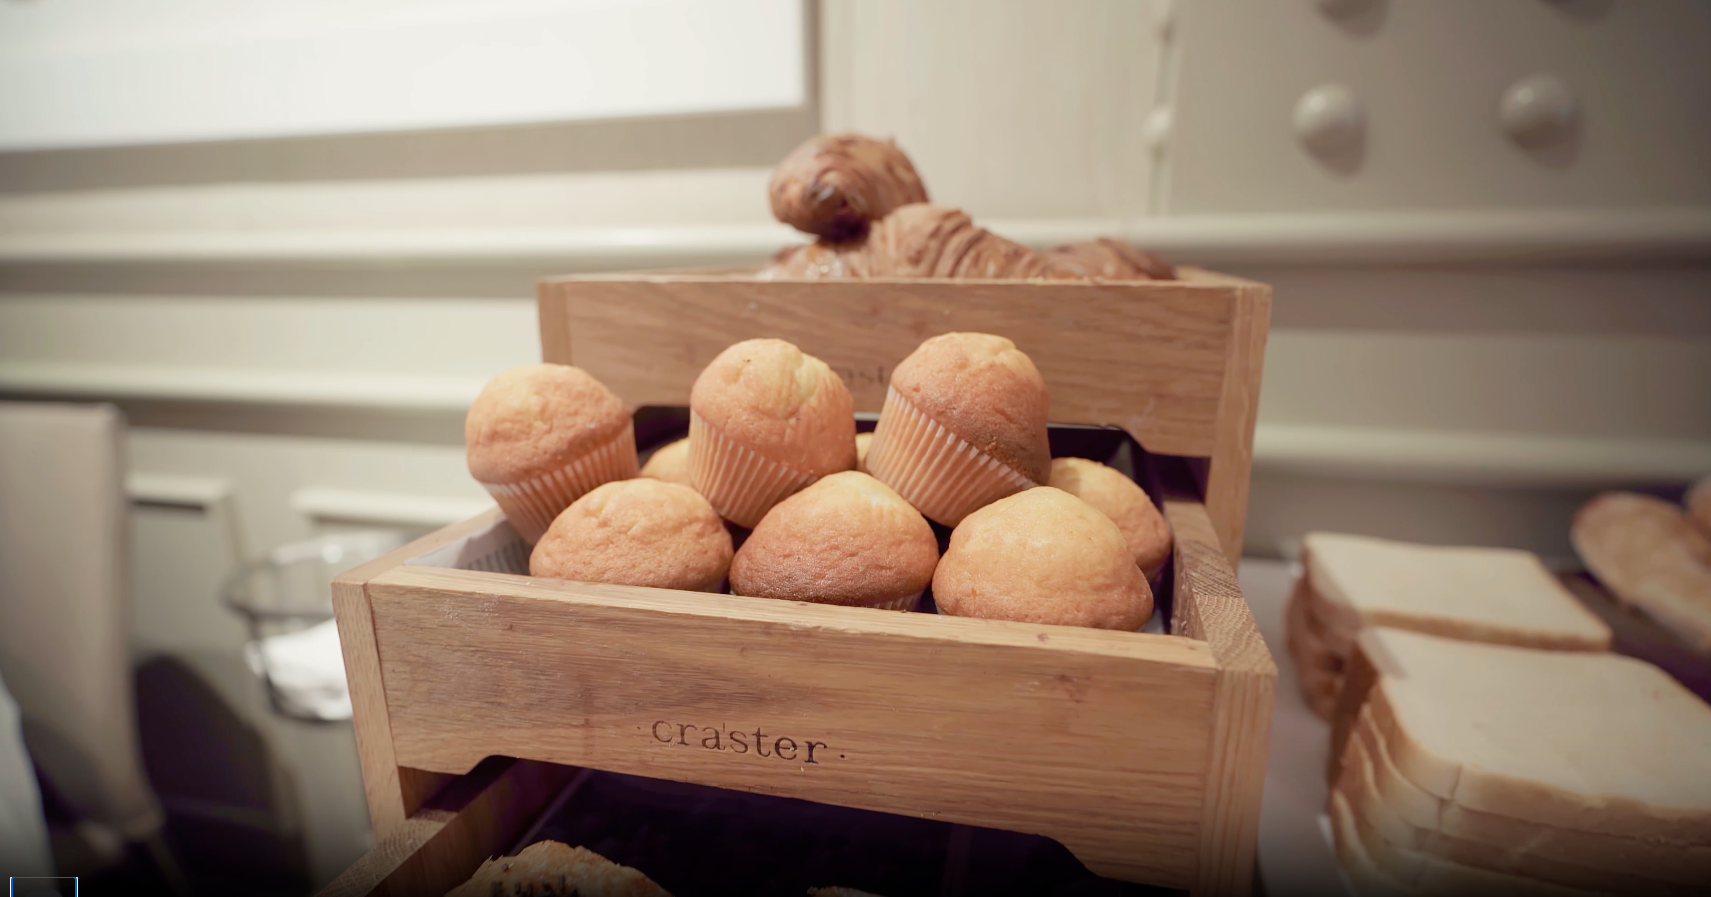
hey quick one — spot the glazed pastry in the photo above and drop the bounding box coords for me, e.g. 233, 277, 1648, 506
445, 841, 671, 897
768, 133, 928, 240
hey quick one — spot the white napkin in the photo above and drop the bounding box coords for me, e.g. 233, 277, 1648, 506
244, 619, 352, 722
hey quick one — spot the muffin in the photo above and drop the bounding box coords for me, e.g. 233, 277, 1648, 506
639, 437, 692, 487
689, 339, 857, 527
1048, 457, 1174, 579
730, 471, 938, 611
854, 431, 874, 473
465, 364, 638, 542
864, 333, 1049, 526
934, 487, 1153, 630
530, 479, 732, 592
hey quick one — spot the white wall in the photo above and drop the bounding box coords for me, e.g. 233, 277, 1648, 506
1, 0, 1709, 885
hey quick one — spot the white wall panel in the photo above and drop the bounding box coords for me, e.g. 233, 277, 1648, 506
1168, 1, 1711, 213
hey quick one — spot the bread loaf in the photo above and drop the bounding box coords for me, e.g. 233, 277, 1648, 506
1572, 491, 1711, 652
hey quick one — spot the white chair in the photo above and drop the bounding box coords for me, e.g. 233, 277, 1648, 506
0, 401, 184, 890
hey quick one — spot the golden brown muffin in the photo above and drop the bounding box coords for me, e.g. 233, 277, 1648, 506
446, 841, 670, 897
1047, 457, 1174, 579
530, 479, 732, 592
465, 364, 638, 543
854, 432, 874, 473
768, 133, 928, 241
639, 437, 692, 487
865, 332, 1049, 526
730, 471, 938, 611
688, 339, 857, 527
934, 487, 1153, 630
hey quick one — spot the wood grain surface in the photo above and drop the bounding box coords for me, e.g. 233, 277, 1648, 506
539, 269, 1249, 460
364, 561, 1219, 888
332, 509, 507, 836
316, 757, 576, 897
1165, 497, 1278, 897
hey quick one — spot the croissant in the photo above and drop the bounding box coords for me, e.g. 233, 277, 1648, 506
768, 133, 928, 241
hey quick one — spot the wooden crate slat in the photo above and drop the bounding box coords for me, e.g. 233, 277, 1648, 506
366, 565, 1220, 887
539, 270, 1244, 460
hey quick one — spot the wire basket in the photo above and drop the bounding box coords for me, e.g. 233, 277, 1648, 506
222, 531, 407, 723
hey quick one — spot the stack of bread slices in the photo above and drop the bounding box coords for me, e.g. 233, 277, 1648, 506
1284, 533, 1613, 719
1326, 627, 1711, 896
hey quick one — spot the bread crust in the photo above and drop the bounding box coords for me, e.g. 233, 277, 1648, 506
465, 364, 630, 484
689, 339, 857, 477
1572, 491, 1711, 651
888, 332, 1050, 484
933, 487, 1152, 630
730, 471, 937, 607
1343, 708, 1711, 885
530, 479, 732, 592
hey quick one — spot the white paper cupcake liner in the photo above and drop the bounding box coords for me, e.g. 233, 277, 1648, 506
689, 411, 818, 528
480, 425, 639, 543
864, 386, 1038, 526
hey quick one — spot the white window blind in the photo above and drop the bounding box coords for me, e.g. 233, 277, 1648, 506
0, 0, 806, 150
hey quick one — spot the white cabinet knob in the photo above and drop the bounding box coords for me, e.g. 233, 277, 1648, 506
1294, 83, 1365, 154
1499, 74, 1578, 145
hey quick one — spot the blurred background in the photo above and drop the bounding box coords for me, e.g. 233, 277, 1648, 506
0, 0, 1707, 893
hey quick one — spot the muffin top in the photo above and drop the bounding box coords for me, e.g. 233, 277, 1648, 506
933, 487, 1153, 630
854, 432, 874, 473
730, 471, 938, 606
689, 339, 857, 476
530, 479, 732, 592
1048, 457, 1174, 578
888, 333, 1050, 484
465, 364, 629, 484
639, 437, 692, 487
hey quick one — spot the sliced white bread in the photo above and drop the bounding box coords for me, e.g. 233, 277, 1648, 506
1348, 705, 1711, 884
1283, 580, 1342, 719
1304, 533, 1611, 652
1338, 721, 1704, 894
1361, 627, 1711, 844
1572, 491, 1711, 652
1336, 789, 1607, 897
1328, 789, 1423, 897
1329, 791, 1607, 897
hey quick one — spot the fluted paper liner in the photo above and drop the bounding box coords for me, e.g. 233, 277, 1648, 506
863, 589, 923, 612
865, 386, 1038, 526
479, 425, 639, 543
689, 411, 819, 528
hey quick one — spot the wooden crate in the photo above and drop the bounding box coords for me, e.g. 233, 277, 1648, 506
327, 269, 1275, 896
